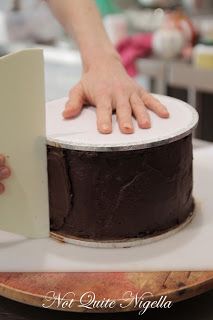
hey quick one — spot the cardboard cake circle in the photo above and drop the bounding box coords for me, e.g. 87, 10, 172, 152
46, 94, 199, 151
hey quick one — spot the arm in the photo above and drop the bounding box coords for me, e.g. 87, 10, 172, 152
0, 1, 168, 195
0, 155, 11, 194
46, 0, 118, 72
46, 0, 169, 134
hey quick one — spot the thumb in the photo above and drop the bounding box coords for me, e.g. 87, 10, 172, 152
63, 84, 84, 119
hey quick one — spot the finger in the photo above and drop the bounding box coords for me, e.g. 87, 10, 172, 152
0, 183, 5, 194
0, 155, 5, 166
96, 100, 112, 134
130, 93, 151, 129
0, 166, 11, 180
141, 91, 169, 118
63, 84, 84, 119
116, 98, 134, 134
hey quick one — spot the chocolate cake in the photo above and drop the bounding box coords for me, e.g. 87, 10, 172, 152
46, 95, 198, 245
47, 135, 194, 241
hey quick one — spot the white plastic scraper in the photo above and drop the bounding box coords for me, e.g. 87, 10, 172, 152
0, 49, 50, 238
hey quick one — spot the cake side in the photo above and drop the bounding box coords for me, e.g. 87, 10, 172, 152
47, 134, 194, 241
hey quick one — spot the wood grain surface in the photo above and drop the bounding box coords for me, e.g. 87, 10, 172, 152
0, 290, 213, 320
0, 272, 213, 313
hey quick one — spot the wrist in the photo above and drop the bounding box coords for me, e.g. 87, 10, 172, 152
82, 47, 121, 72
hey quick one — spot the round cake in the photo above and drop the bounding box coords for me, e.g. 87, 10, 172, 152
46, 95, 198, 247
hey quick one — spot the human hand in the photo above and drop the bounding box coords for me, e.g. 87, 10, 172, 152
63, 54, 169, 134
0, 155, 11, 194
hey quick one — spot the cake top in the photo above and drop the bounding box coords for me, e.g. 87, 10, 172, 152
46, 94, 198, 151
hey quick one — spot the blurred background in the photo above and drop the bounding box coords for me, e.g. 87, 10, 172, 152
0, 0, 213, 141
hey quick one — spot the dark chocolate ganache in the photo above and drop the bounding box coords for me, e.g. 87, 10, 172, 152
47, 135, 194, 240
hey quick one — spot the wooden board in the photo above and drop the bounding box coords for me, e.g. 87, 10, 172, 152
0, 272, 213, 313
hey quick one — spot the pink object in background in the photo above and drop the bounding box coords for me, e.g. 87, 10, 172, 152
116, 33, 153, 77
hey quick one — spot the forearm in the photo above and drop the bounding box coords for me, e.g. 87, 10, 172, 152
46, 0, 120, 70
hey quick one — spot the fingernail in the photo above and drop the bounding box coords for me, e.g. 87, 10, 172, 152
102, 124, 109, 130
101, 124, 111, 134
162, 109, 169, 118
141, 120, 151, 129
123, 123, 132, 130
102, 124, 110, 130
123, 124, 134, 133
62, 110, 70, 119
0, 167, 10, 179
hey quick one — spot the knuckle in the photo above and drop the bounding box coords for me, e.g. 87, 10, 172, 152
69, 85, 78, 96
114, 83, 130, 97
98, 84, 111, 96
117, 104, 131, 115
97, 97, 112, 112
96, 89, 104, 99
130, 94, 142, 107
70, 83, 82, 97
141, 92, 151, 103
95, 90, 110, 103
113, 83, 124, 92
103, 104, 112, 112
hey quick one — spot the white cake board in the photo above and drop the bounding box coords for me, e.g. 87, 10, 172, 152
46, 95, 198, 151
0, 145, 212, 272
